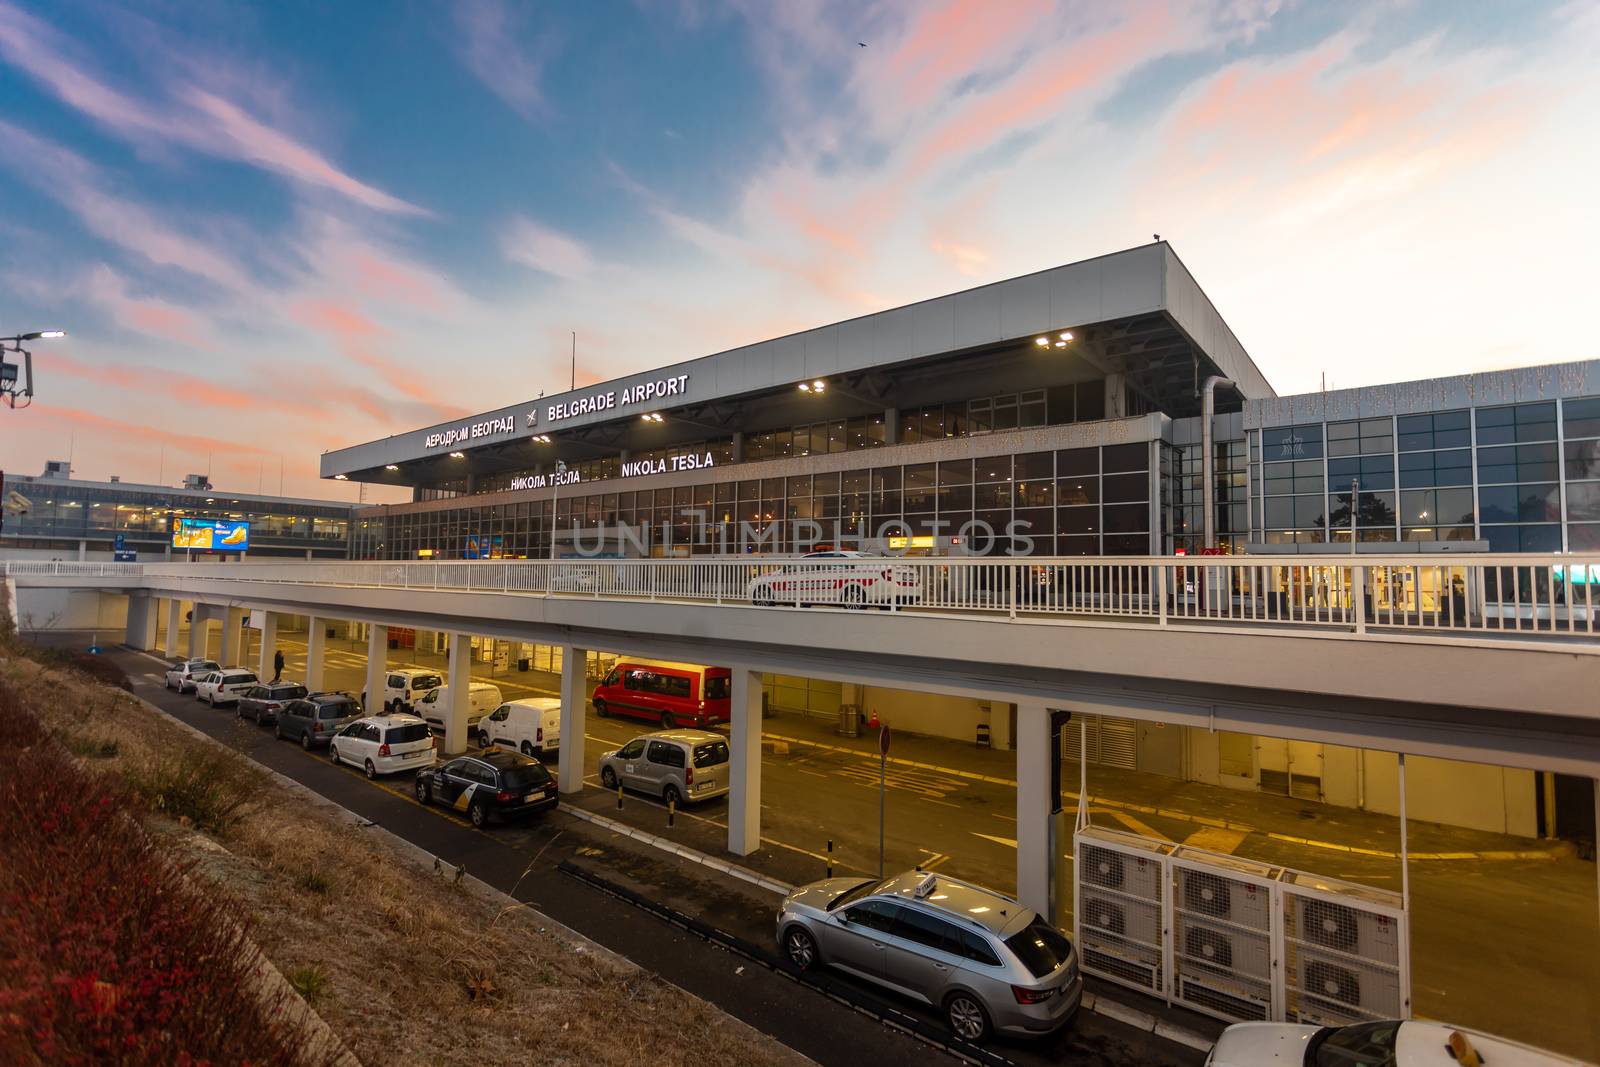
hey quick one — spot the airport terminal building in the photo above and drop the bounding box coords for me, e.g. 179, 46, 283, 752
322, 242, 1600, 840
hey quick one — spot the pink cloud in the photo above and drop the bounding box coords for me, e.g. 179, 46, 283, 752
453, 0, 551, 119
501, 216, 594, 279
80, 264, 216, 349
292, 298, 468, 423
868, 0, 1052, 120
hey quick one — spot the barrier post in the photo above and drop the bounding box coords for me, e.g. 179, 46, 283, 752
667, 796, 676, 828
826, 839, 833, 878
617, 785, 624, 810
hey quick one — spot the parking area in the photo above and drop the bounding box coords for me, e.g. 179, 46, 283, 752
157, 615, 1600, 1063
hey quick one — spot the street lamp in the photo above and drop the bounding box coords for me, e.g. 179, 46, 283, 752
1, 329, 66, 409
549, 459, 568, 560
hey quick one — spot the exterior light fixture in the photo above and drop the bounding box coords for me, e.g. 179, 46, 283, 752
812, 380, 825, 392
21, 330, 66, 340
532, 434, 552, 443
1060, 331, 1073, 341
798, 382, 810, 392
449, 451, 466, 458
385, 464, 399, 471
1035, 336, 1050, 347
640, 413, 663, 423
333, 474, 349, 480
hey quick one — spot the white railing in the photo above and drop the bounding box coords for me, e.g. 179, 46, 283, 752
6, 555, 1598, 644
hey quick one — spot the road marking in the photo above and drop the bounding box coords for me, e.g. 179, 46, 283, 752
1104, 810, 1172, 841
1183, 826, 1248, 854
971, 832, 1018, 849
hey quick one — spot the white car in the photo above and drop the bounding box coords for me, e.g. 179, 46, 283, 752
193, 668, 258, 707
165, 658, 220, 693
417, 681, 503, 737
363, 666, 445, 714
327, 714, 436, 778
747, 550, 922, 608
475, 698, 562, 757
1207, 1019, 1584, 1067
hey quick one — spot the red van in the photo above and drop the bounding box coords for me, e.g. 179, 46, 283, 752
591, 659, 732, 729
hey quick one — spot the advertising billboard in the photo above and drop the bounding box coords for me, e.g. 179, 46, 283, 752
172, 517, 250, 551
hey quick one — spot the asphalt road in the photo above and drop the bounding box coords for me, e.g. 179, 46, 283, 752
109, 644, 1205, 1067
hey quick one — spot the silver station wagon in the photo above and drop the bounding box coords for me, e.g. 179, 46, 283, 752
597, 730, 730, 807
776, 870, 1082, 1042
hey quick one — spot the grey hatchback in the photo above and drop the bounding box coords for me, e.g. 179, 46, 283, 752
776, 870, 1081, 1042
273, 692, 362, 750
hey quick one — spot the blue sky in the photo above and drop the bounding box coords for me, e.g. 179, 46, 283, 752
1, 0, 1596, 501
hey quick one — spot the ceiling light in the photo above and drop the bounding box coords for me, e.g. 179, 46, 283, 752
385, 464, 399, 471
1054, 340, 1067, 348
1059, 331, 1073, 341
333, 474, 349, 480
812, 380, 825, 392
450, 451, 466, 458
640, 413, 663, 423
798, 382, 810, 392
1034, 336, 1050, 347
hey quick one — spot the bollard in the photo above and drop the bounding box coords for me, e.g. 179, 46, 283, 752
667, 796, 676, 828
617, 785, 623, 810
826, 838, 833, 878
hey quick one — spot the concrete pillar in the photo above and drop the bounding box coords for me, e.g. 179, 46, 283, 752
558, 644, 588, 794
305, 616, 326, 692
219, 606, 245, 665
728, 667, 763, 856
125, 593, 158, 650
162, 598, 183, 658
364, 624, 388, 712
187, 605, 208, 660
731, 432, 744, 463
991, 701, 1013, 752
883, 407, 899, 445
1016, 702, 1054, 918
444, 633, 473, 754
257, 611, 279, 682
1105, 372, 1128, 419
77, 539, 87, 561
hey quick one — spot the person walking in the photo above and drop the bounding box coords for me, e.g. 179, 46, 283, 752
272, 648, 285, 684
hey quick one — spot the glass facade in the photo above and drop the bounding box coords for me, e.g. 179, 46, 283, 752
1248, 395, 1600, 550
353, 440, 1156, 560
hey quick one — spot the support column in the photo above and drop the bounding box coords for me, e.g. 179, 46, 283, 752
257, 611, 279, 682
1105, 372, 1128, 419
162, 598, 183, 659
883, 407, 899, 445
728, 667, 763, 856
219, 606, 244, 664
444, 633, 472, 754
125, 594, 158, 651
991, 701, 1013, 752
187, 605, 208, 660
1016, 702, 1053, 918
305, 616, 326, 692
364, 624, 388, 713
558, 645, 588, 794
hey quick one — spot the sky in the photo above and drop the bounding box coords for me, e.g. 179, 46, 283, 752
1, 0, 1597, 504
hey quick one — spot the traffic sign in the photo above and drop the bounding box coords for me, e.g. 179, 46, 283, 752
879, 723, 891, 756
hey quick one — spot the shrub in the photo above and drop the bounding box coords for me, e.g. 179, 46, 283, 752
297, 870, 331, 895
286, 964, 330, 1005
62, 733, 119, 759
124, 742, 263, 835
0, 682, 330, 1066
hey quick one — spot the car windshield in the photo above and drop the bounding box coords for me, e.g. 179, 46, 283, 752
693, 741, 729, 767
1306, 1021, 1401, 1067
827, 879, 887, 911
318, 699, 356, 719
1004, 917, 1074, 979
273, 685, 308, 699
501, 763, 551, 789
412, 674, 442, 690
385, 724, 431, 744
224, 673, 256, 684
194, 661, 219, 672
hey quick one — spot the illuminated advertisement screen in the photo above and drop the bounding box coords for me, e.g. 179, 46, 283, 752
172, 517, 250, 551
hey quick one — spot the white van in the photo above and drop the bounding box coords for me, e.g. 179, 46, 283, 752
364, 667, 445, 714
416, 681, 503, 737
475, 698, 562, 757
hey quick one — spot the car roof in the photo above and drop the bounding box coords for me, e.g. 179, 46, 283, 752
506, 698, 561, 710
265, 681, 306, 690
357, 714, 426, 728
873, 871, 1028, 937
473, 748, 539, 769
391, 666, 440, 675
221, 667, 255, 675
636, 729, 725, 745
308, 690, 358, 702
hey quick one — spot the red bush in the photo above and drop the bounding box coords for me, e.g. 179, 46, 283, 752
0, 683, 330, 1066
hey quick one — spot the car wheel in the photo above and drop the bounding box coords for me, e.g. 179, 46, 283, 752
660, 711, 675, 729
415, 777, 430, 805
843, 586, 866, 609
520, 741, 534, 757
945, 993, 990, 1043
593, 699, 608, 718
468, 801, 488, 829
600, 766, 618, 790
663, 784, 682, 808
300, 732, 312, 751
274, 723, 283, 740
364, 759, 377, 780
235, 704, 244, 718
783, 926, 818, 970
328, 744, 340, 765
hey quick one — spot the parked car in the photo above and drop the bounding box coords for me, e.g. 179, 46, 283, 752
362, 667, 444, 714
274, 692, 363, 750
328, 714, 436, 778
591, 658, 731, 728
164, 659, 219, 694
413, 749, 558, 828
747, 550, 922, 609
416, 681, 502, 737
193, 668, 258, 707
236, 682, 310, 725
1205, 1019, 1585, 1066
475, 698, 561, 756
776, 870, 1081, 1043
597, 730, 730, 807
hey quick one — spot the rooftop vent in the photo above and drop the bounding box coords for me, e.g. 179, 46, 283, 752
183, 473, 213, 491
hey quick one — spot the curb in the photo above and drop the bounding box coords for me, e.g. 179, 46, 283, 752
561, 805, 796, 895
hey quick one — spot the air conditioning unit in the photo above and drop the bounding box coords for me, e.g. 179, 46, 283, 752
1078, 890, 1163, 993
1180, 869, 1273, 930
1294, 898, 1401, 963
1287, 949, 1401, 1023
1081, 843, 1164, 899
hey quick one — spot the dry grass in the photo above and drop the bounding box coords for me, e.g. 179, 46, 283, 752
0, 648, 808, 1067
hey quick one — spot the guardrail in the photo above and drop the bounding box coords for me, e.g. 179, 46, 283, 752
6, 555, 1598, 644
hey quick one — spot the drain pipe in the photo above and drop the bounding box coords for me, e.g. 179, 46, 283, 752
1201, 375, 1236, 550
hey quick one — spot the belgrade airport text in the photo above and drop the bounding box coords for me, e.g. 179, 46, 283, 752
547, 375, 691, 423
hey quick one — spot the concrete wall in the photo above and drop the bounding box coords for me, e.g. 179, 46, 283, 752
1359, 751, 1538, 838
13, 587, 127, 632
859, 685, 993, 745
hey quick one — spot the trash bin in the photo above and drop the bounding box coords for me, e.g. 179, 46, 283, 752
387, 638, 399, 651
517, 657, 530, 672
976, 722, 991, 748
325, 626, 336, 639
838, 704, 860, 738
